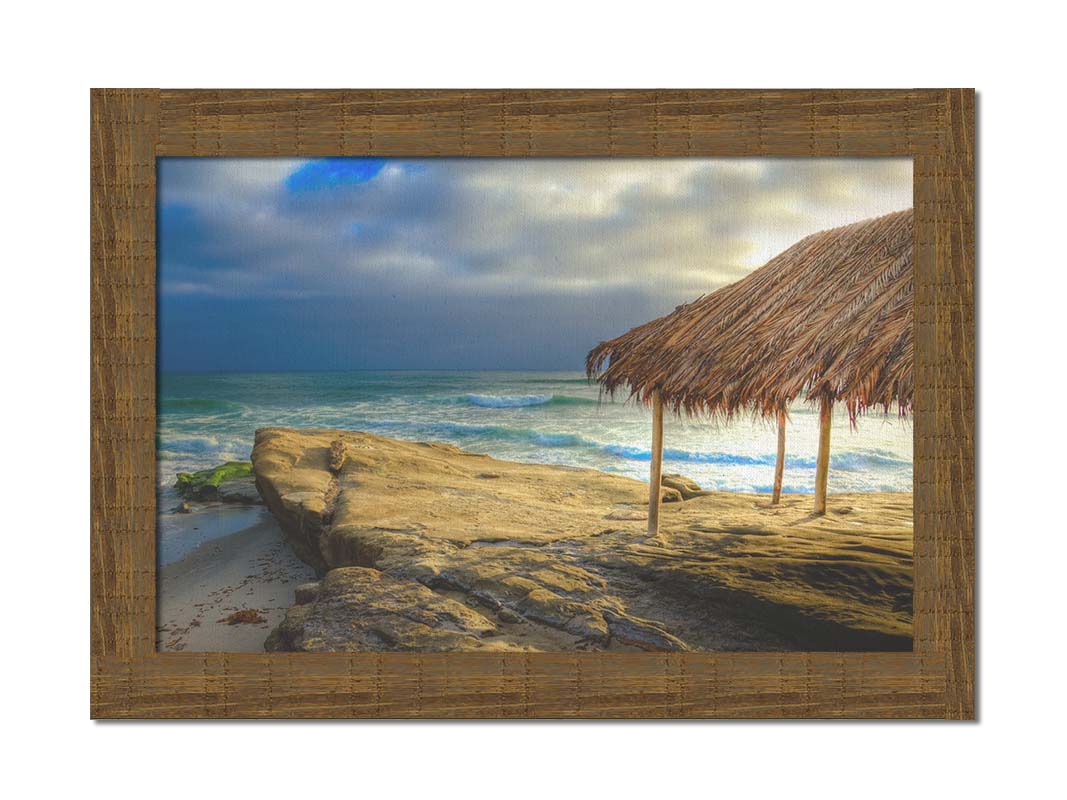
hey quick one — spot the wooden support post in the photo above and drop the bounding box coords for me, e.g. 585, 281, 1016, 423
771, 406, 787, 505
647, 391, 664, 536
814, 395, 833, 515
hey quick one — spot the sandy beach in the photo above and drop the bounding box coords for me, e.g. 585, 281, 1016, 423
157, 506, 315, 652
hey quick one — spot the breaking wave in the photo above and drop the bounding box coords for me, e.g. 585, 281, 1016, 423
461, 393, 597, 408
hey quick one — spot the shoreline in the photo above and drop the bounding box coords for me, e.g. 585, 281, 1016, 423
155, 428, 914, 653
158, 502, 271, 566
157, 510, 315, 652
158, 370, 913, 501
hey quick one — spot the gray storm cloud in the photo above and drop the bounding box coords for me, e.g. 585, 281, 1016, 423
158, 157, 912, 372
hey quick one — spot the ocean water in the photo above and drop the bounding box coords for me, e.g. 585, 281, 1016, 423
157, 370, 912, 507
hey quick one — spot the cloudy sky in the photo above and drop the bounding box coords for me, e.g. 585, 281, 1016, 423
158, 157, 912, 372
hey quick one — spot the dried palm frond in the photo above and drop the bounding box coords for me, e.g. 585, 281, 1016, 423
586, 209, 913, 421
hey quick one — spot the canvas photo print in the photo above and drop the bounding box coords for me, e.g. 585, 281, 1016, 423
157, 157, 914, 654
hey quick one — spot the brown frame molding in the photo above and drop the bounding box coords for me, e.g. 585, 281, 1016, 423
90, 89, 975, 719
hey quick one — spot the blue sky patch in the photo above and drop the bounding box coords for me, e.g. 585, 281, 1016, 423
285, 158, 386, 193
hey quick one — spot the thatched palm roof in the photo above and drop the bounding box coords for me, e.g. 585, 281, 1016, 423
586, 209, 914, 421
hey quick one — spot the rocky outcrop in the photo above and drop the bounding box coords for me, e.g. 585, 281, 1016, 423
661, 473, 711, 500
175, 461, 263, 505
265, 567, 519, 652
215, 476, 262, 504
253, 428, 914, 653
329, 438, 347, 473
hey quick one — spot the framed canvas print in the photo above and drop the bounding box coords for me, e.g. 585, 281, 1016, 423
91, 89, 974, 719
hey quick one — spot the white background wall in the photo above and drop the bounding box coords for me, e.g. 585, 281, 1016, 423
1, 2, 1061, 797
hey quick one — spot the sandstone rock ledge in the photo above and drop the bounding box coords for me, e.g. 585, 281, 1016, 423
265, 567, 518, 652
253, 428, 914, 653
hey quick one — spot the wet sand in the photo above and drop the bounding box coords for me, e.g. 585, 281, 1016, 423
157, 511, 316, 652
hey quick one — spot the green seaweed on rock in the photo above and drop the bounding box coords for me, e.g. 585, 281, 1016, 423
175, 461, 253, 499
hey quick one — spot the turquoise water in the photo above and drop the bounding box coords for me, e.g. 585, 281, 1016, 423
158, 370, 912, 501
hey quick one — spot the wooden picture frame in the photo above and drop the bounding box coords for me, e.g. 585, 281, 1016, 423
91, 88, 974, 719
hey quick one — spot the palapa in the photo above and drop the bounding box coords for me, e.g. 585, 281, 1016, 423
586, 209, 914, 526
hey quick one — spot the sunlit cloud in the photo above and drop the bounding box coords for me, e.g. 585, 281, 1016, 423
158, 157, 912, 371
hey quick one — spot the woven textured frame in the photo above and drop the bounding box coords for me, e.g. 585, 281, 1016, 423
90, 89, 975, 719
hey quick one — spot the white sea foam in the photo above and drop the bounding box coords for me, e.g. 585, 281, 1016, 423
157, 371, 913, 495
463, 393, 554, 408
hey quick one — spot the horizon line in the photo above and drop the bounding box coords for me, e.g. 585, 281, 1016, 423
158, 367, 592, 376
